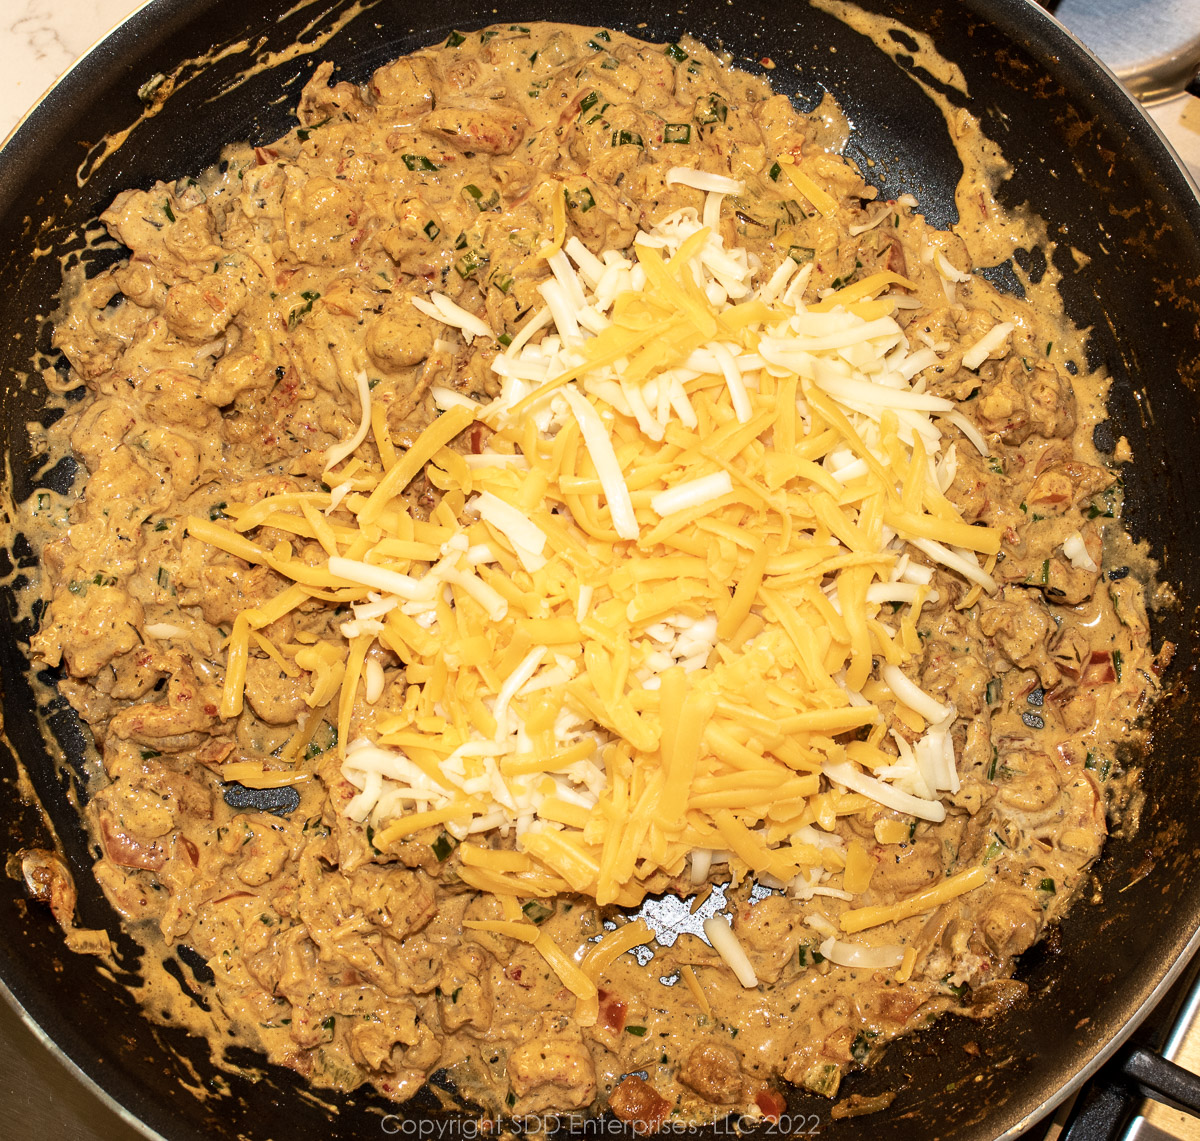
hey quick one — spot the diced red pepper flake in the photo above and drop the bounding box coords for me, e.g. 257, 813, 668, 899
597, 988, 627, 1034
755, 1088, 787, 1122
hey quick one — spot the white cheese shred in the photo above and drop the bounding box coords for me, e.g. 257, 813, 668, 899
561, 386, 639, 540
666, 167, 745, 195
650, 472, 734, 517
324, 370, 372, 472
819, 937, 906, 969
703, 915, 758, 987
411, 291, 494, 343
961, 321, 1015, 370
823, 760, 947, 822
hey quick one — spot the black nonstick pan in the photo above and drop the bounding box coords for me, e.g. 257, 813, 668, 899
1, 1, 1199, 1138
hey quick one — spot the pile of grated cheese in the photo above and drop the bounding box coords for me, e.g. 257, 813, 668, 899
189, 163, 1005, 1006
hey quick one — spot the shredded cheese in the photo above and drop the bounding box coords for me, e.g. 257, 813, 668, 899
961, 321, 1015, 370
195, 190, 1005, 917
325, 370, 373, 472
839, 866, 988, 933
776, 156, 839, 217
703, 914, 758, 987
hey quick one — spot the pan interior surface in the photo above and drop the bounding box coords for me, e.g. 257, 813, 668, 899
0, 2, 1198, 1139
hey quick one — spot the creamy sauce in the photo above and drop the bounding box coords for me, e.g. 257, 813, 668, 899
16, 19, 1165, 1130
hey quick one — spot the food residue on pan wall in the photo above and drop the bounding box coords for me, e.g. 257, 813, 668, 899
76, 0, 380, 187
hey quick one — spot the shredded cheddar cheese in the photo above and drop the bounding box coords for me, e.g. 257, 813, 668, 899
839, 866, 988, 933
193, 184, 1002, 952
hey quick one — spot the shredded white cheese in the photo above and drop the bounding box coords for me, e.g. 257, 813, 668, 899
703, 915, 758, 987
961, 321, 1015, 370
819, 937, 906, 969
1063, 530, 1098, 572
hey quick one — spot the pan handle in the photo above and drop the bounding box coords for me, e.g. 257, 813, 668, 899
1119, 1045, 1200, 1115
1058, 1046, 1200, 1141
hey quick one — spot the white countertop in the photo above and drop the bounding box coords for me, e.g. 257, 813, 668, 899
0, 0, 145, 140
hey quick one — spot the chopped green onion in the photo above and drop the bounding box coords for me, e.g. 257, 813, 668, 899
401, 154, 440, 172
431, 832, 458, 861
580, 91, 599, 115
1113, 649, 1123, 681
1039, 878, 1056, 893
463, 186, 499, 211
522, 899, 555, 924
665, 43, 688, 62
625, 1025, 648, 1037
454, 250, 487, 279
161, 201, 175, 223
445, 30, 466, 47
663, 123, 691, 144
600, 57, 620, 70
850, 1030, 876, 1062
768, 161, 782, 181
296, 115, 331, 141
694, 93, 728, 125
788, 245, 815, 264
985, 678, 1002, 706
565, 186, 596, 213
491, 273, 515, 294
942, 976, 968, 1000
611, 130, 644, 148
423, 220, 440, 240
